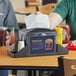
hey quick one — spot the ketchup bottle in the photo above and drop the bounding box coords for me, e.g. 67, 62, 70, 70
61, 25, 70, 44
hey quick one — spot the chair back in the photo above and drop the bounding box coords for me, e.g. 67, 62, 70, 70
58, 57, 76, 76
26, 0, 40, 7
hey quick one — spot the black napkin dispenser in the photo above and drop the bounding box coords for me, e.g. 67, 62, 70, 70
7, 28, 68, 58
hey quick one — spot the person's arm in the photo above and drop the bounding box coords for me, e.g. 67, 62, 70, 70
49, 0, 70, 29
49, 12, 62, 29
4, 0, 19, 30
6, 0, 19, 39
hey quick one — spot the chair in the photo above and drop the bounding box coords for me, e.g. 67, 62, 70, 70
26, 0, 41, 7
58, 56, 76, 76
42, 0, 57, 5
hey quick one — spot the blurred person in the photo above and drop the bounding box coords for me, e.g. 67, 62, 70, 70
0, 0, 19, 76
49, 0, 76, 75
49, 0, 76, 40
36, 0, 76, 40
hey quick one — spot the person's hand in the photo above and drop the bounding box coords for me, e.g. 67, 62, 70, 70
0, 30, 9, 46
33, 11, 41, 15
72, 40, 76, 46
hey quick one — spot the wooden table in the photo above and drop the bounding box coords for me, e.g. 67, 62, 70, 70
15, 7, 36, 13
0, 46, 76, 70
0, 46, 76, 76
14, 6, 36, 24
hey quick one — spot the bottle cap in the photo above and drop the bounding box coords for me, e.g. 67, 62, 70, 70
11, 27, 14, 31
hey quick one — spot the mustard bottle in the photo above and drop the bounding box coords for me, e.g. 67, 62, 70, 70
54, 27, 63, 45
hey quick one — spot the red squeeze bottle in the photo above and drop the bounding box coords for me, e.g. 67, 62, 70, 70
9, 27, 17, 44
8, 27, 17, 53
61, 25, 70, 44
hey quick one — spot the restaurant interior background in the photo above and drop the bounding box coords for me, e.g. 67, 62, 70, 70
10, 0, 62, 29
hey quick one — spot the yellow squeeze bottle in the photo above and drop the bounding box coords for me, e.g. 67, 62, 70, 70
54, 27, 63, 45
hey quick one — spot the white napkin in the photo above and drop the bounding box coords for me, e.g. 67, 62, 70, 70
25, 13, 50, 29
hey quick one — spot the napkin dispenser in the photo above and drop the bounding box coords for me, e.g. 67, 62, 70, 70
26, 28, 56, 55
7, 28, 68, 58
